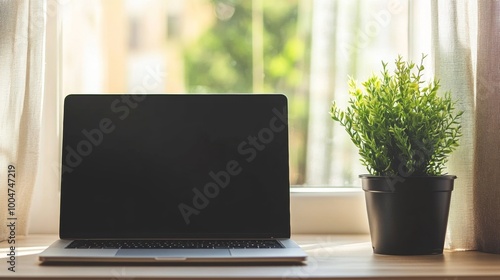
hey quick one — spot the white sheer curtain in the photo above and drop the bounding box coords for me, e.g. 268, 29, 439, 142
307, 0, 409, 186
28, 0, 105, 235
433, 0, 500, 253
0, 0, 47, 240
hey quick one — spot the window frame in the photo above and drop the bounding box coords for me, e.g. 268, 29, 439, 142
28, 0, 369, 235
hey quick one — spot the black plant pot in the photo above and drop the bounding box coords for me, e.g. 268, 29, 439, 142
360, 175, 456, 255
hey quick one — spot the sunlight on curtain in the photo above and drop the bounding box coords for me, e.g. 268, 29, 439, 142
61, 0, 105, 98
0, 0, 46, 240
28, 0, 61, 235
306, 0, 409, 186
432, 0, 476, 252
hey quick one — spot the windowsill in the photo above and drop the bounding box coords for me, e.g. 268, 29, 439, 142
290, 187, 363, 192
290, 188, 370, 234
2, 234, 500, 279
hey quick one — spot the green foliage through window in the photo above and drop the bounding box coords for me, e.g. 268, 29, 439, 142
184, 0, 311, 184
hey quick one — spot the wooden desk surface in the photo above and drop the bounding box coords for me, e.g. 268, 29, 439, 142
1, 234, 500, 279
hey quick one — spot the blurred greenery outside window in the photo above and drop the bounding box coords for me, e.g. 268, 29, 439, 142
62, 0, 414, 187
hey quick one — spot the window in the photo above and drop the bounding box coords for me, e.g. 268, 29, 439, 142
60, 0, 424, 188
31, 0, 433, 235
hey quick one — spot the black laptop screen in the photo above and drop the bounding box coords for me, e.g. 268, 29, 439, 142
59, 94, 290, 239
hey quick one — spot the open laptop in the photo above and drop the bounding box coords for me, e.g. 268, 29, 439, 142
39, 94, 307, 263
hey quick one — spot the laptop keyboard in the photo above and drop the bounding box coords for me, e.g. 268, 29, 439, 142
66, 240, 284, 249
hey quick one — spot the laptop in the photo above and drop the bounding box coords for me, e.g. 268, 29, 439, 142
39, 94, 307, 263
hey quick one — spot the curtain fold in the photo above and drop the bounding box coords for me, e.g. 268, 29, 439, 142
0, 0, 46, 240
433, 0, 500, 253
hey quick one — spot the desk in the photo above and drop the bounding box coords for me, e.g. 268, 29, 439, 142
1, 234, 500, 279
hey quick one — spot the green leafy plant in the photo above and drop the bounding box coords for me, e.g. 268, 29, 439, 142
330, 55, 463, 176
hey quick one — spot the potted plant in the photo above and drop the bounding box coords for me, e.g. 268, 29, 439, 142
330, 55, 463, 255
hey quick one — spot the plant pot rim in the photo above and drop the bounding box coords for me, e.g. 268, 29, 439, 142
359, 174, 457, 179
359, 174, 456, 193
